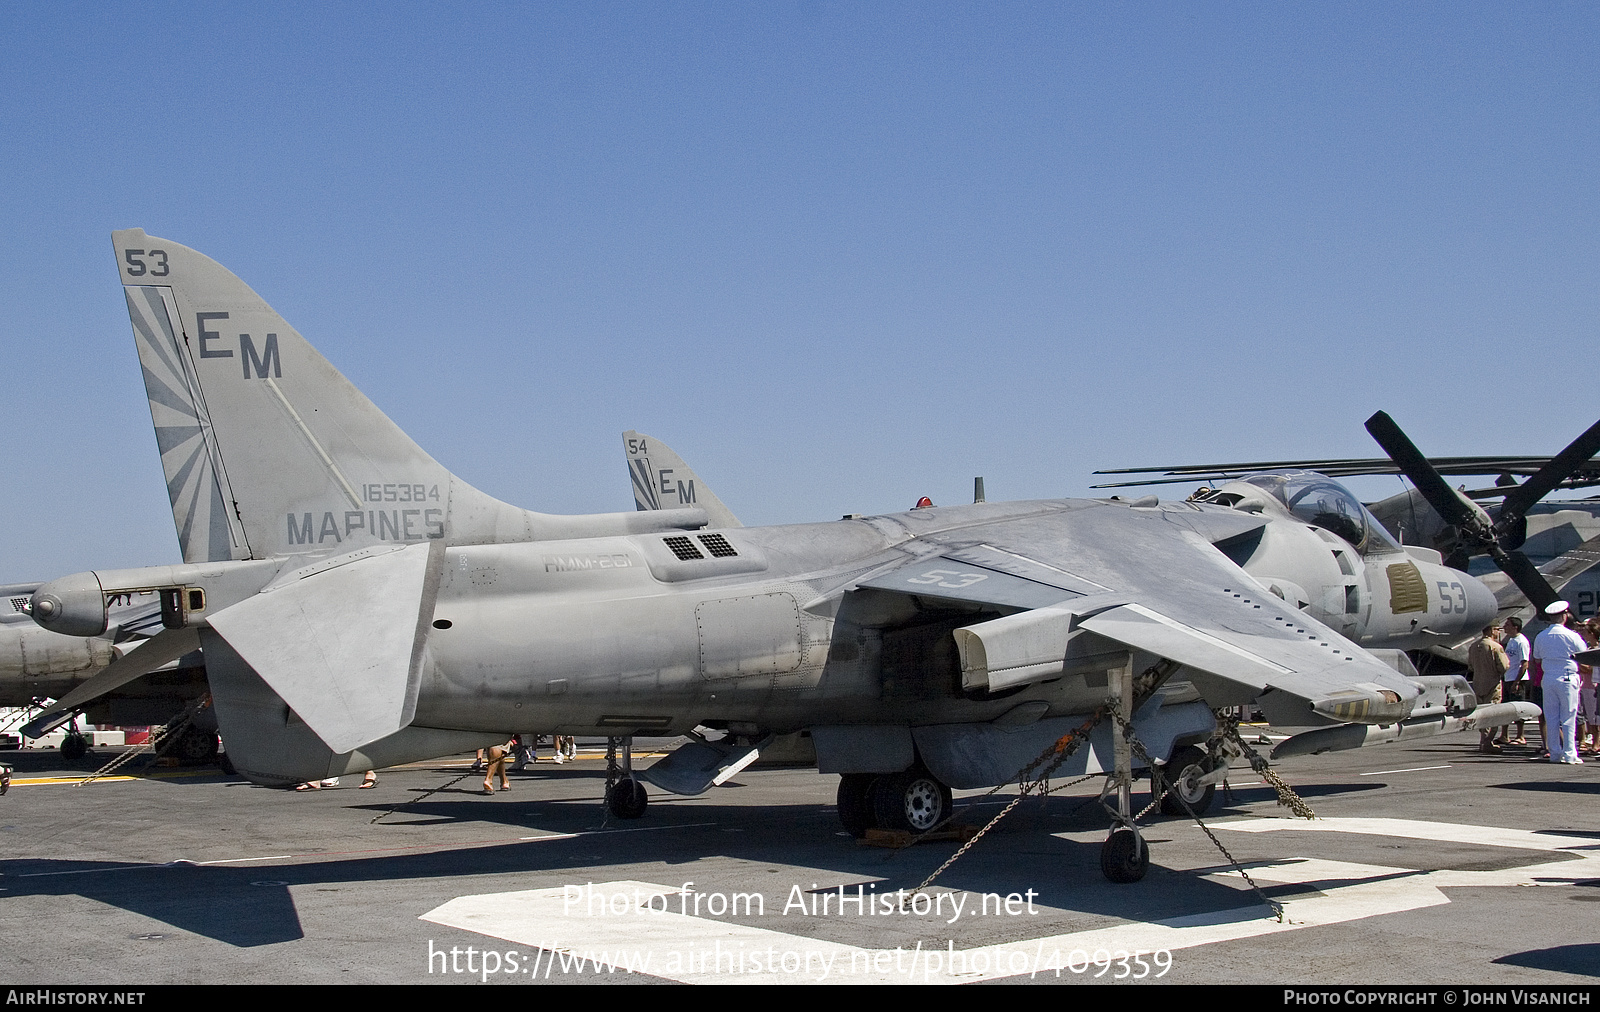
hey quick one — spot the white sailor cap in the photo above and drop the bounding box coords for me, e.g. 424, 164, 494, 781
1544, 600, 1572, 616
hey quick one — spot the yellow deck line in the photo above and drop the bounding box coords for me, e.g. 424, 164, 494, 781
9, 770, 221, 786
10, 775, 140, 785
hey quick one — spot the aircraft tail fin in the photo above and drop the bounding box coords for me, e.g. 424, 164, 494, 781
624, 430, 741, 528
114, 229, 472, 561
114, 230, 708, 561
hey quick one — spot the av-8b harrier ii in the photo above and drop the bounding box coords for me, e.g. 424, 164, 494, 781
28, 230, 1527, 881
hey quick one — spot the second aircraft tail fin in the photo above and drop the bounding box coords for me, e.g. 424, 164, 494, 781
624, 431, 741, 528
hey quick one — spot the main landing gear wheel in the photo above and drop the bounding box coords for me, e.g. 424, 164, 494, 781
1158, 745, 1216, 817
1100, 825, 1149, 883
606, 777, 648, 819
836, 773, 878, 838
59, 733, 87, 763
870, 770, 953, 833
173, 726, 220, 765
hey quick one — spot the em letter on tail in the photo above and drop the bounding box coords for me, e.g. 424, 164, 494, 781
623, 430, 741, 528
114, 229, 709, 565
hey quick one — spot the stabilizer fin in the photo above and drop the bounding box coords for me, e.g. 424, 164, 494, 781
205, 541, 443, 753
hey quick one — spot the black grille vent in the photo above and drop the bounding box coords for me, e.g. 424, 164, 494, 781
697, 534, 738, 558
9, 597, 28, 614
663, 536, 704, 560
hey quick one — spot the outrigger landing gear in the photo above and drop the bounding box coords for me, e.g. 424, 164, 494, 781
604, 736, 647, 819
172, 725, 220, 765
606, 778, 648, 819
1100, 661, 1149, 883
1100, 824, 1149, 883
59, 719, 88, 764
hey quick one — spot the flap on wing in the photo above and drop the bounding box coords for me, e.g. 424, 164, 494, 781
1078, 603, 1295, 688
207, 540, 442, 753
1542, 530, 1600, 589
939, 544, 1114, 595
954, 593, 1131, 692
1080, 602, 1419, 721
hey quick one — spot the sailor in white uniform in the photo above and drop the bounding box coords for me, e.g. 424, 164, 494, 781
1533, 600, 1586, 764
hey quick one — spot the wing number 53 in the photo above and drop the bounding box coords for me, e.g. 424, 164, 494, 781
907, 569, 988, 590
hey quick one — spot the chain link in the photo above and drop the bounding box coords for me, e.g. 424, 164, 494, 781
893, 689, 1314, 925
1221, 720, 1318, 820
907, 710, 1106, 895
1120, 710, 1285, 921
77, 712, 194, 786
370, 768, 474, 824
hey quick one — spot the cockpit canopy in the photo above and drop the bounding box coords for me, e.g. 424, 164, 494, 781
1237, 471, 1401, 555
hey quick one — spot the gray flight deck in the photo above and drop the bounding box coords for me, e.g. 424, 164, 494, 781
1, 730, 1596, 986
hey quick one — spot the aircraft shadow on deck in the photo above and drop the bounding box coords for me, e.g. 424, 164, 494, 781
1490, 780, 1600, 797
1209, 781, 1386, 807
1492, 943, 1600, 978
0, 784, 1364, 947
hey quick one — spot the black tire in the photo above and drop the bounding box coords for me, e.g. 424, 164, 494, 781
173, 726, 220, 765
60, 734, 87, 763
606, 778, 648, 819
870, 770, 952, 833
836, 773, 879, 837
1100, 826, 1149, 883
1158, 745, 1215, 817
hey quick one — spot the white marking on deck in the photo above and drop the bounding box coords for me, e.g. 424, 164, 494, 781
1213, 816, 1597, 852
1358, 765, 1452, 776
422, 818, 1600, 983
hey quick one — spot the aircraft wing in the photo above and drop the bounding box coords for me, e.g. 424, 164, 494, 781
859, 503, 1420, 722
20, 627, 201, 738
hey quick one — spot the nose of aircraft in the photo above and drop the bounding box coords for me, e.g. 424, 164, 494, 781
1464, 574, 1497, 631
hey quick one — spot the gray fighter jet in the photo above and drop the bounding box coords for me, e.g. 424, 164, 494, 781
0, 583, 219, 760
28, 231, 1524, 881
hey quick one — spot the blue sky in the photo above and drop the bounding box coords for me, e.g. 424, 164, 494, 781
3, 3, 1597, 577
